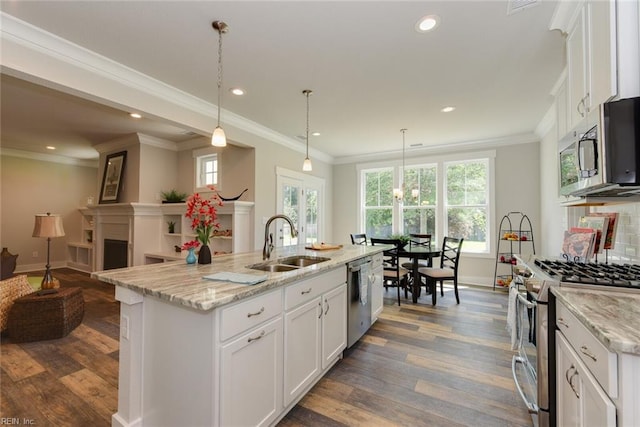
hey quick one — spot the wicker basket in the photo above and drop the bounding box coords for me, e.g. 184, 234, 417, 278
7, 287, 84, 343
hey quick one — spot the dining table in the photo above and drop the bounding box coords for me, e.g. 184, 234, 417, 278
392, 245, 441, 303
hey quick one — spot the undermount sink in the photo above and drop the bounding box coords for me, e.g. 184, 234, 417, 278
277, 256, 331, 267
248, 256, 331, 272
249, 264, 300, 272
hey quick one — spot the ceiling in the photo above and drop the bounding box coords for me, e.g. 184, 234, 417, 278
0, 1, 565, 162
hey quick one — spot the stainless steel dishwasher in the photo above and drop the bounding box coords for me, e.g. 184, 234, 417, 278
347, 256, 372, 348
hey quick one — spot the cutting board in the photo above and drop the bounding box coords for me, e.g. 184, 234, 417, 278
305, 243, 343, 251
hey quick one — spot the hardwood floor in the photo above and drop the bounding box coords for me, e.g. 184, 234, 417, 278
1, 269, 532, 426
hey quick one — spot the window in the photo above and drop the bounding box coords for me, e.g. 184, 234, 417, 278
444, 159, 489, 253
362, 168, 393, 237
358, 152, 493, 254
403, 165, 437, 237
197, 154, 219, 188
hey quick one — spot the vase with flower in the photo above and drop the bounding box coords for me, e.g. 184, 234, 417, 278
181, 240, 200, 265
184, 186, 223, 265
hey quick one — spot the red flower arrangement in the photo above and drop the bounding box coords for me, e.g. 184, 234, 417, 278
181, 240, 200, 251
183, 185, 223, 248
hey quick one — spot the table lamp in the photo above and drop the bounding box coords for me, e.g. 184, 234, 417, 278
32, 212, 65, 289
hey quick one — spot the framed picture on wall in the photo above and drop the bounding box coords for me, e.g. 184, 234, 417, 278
99, 151, 127, 203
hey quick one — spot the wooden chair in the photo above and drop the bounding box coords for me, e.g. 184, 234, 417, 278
370, 238, 409, 306
417, 237, 464, 305
350, 233, 367, 245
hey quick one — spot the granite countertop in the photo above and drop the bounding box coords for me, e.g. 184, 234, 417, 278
551, 286, 640, 356
92, 245, 383, 312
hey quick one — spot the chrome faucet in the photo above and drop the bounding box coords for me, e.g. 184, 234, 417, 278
263, 214, 298, 260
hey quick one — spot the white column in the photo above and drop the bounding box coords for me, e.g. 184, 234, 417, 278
112, 286, 144, 427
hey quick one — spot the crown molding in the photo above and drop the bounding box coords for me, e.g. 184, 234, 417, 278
334, 133, 539, 165
0, 147, 99, 167
0, 12, 334, 164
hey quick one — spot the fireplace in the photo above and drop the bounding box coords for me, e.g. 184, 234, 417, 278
104, 239, 128, 270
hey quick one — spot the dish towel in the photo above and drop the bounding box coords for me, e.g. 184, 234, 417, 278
359, 269, 368, 305
506, 280, 519, 350
203, 272, 268, 285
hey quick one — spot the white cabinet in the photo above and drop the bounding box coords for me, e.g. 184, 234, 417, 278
219, 288, 284, 427
556, 332, 616, 427
284, 297, 322, 405
371, 252, 384, 322
283, 267, 347, 406
321, 284, 347, 369
220, 316, 283, 427
565, 0, 617, 131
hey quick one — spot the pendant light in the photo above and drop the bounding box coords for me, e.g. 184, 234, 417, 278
393, 128, 407, 202
211, 21, 228, 147
302, 89, 313, 172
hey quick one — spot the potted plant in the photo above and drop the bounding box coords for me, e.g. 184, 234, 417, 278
161, 189, 188, 203
167, 221, 176, 234
389, 234, 410, 248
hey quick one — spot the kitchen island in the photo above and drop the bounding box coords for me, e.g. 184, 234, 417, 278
93, 244, 384, 427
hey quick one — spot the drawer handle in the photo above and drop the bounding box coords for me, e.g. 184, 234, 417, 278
580, 346, 597, 362
247, 330, 265, 343
247, 307, 265, 318
557, 318, 569, 328
301, 288, 312, 295
324, 298, 330, 315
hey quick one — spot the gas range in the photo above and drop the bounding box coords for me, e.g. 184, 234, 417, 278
533, 258, 640, 290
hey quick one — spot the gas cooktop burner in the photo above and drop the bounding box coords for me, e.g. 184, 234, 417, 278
533, 258, 640, 289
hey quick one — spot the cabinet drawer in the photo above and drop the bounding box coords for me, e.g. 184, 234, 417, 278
372, 252, 383, 269
556, 302, 618, 397
285, 267, 346, 311
221, 289, 283, 341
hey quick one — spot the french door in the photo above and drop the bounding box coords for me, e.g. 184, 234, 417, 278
276, 168, 324, 248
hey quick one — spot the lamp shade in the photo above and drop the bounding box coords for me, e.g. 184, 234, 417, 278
211, 126, 227, 147
32, 213, 65, 238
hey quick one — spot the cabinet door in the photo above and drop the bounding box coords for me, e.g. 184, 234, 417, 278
557, 332, 583, 426
371, 266, 384, 322
567, 6, 588, 131
322, 284, 347, 369
586, 0, 617, 111
556, 332, 616, 427
283, 297, 322, 406
220, 316, 283, 427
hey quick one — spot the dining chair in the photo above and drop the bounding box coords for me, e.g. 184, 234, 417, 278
370, 238, 409, 306
350, 233, 368, 245
417, 236, 464, 305
401, 233, 433, 270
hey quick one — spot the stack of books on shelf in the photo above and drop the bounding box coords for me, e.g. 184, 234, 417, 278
561, 213, 619, 262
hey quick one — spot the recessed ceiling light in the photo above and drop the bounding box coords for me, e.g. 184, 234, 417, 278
230, 88, 245, 96
129, 113, 142, 119
441, 106, 456, 113
311, 132, 321, 137
46, 146, 56, 150
416, 15, 440, 33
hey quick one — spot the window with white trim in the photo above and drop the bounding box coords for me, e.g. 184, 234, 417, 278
358, 153, 493, 254
196, 153, 219, 189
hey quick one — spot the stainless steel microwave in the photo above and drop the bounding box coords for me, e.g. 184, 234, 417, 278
558, 96, 640, 198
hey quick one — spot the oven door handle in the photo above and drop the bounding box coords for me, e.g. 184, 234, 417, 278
516, 292, 537, 309
512, 355, 539, 414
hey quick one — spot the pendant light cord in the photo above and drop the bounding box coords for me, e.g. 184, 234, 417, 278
217, 27, 223, 127
306, 91, 310, 158
401, 128, 407, 193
